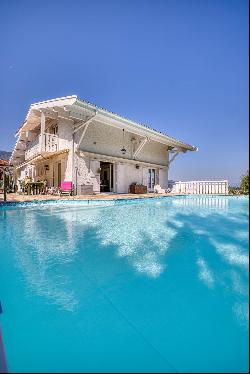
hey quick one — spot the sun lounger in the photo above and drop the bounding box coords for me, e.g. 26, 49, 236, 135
154, 185, 166, 194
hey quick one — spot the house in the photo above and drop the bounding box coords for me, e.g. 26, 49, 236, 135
10, 95, 197, 194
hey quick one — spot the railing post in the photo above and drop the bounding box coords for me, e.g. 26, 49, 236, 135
226, 181, 229, 195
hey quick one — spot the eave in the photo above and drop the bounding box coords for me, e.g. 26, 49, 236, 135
10, 95, 198, 165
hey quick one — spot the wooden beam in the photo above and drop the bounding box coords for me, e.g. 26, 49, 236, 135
40, 109, 58, 120
68, 110, 93, 121
133, 137, 148, 159
168, 151, 180, 168
76, 121, 93, 151
54, 106, 95, 122
73, 116, 95, 134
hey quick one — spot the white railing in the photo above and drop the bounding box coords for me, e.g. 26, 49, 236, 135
171, 180, 229, 195
25, 134, 58, 160
42, 133, 58, 153
25, 137, 40, 160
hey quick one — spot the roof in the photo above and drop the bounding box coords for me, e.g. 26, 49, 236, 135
11, 95, 198, 164
75, 97, 198, 151
0, 159, 12, 167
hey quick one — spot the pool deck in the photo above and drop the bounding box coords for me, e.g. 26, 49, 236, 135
0, 192, 177, 203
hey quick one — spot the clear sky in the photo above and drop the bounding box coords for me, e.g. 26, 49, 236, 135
0, 0, 248, 185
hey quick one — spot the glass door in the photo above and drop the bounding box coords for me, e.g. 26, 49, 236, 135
148, 169, 156, 191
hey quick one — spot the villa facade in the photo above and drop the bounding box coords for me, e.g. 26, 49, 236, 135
10, 96, 197, 194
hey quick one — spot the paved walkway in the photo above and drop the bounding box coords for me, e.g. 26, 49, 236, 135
0, 192, 177, 203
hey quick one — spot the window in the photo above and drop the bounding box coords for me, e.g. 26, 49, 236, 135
53, 125, 58, 135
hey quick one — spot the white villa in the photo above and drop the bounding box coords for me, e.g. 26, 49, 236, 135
10, 95, 197, 194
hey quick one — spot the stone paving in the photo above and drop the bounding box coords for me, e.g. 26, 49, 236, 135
0, 192, 177, 203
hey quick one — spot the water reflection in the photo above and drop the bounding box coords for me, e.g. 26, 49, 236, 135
172, 196, 229, 211
196, 257, 215, 288
7, 207, 79, 311
2, 197, 249, 322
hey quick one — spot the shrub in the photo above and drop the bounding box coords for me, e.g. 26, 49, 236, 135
240, 171, 249, 195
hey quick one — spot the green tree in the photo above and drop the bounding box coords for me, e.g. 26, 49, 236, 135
240, 171, 249, 195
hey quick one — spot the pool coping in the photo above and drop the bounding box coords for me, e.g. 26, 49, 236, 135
0, 194, 247, 208
0, 195, 177, 207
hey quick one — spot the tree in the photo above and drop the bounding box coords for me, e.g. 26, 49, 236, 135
240, 171, 249, 195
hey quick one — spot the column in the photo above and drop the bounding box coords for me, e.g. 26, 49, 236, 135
40, 112, 46, 152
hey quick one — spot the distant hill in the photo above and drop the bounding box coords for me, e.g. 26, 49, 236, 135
0, 150, 12, 160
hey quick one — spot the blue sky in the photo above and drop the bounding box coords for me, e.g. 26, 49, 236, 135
0, 0, 248, 185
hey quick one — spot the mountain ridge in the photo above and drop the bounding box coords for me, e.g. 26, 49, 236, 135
0, 150, 12, 160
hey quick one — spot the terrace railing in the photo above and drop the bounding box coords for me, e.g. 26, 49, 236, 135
171, 180, 229, 195
25, 134, 58, 160
25, 136, 40, 160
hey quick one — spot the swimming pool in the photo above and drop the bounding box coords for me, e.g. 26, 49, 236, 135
0, 196, 249, 373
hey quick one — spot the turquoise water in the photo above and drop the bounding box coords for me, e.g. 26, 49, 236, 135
0, 196, 249, 373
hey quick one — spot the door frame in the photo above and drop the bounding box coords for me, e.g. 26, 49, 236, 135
100, 161, 114, 193
148, 168, 156, 192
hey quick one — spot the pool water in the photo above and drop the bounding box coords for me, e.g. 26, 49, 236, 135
0, 196, 249, 373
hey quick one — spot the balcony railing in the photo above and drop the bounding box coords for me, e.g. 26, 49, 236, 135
25, 136, 40, 160
171, 180, 229, 195
25, 134, 59, 160
42, 133, 58, 153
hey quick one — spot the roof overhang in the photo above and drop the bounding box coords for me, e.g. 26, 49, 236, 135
74, 98, 197, 151
11, 95, 198, 165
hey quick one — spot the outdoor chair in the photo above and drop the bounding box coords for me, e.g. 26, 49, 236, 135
60, 181, 74, 196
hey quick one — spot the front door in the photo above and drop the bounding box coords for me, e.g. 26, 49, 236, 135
100, 162, 114, 192
148, 168, 156, 191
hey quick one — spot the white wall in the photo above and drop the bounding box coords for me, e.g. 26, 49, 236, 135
58, 119, 74, 181
74, 154, 100, 193
137, 140, 168, 166
159, 168, 168, 189
78, 121, 169, 166
116, 164, 143, 193
116, 163, 167, 193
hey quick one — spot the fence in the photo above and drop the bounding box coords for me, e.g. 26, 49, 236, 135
171, 180, 229, 195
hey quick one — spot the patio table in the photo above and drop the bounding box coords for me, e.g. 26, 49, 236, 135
26, 182, 45, 195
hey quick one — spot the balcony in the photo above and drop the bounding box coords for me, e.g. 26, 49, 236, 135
25, 134, 59, 160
